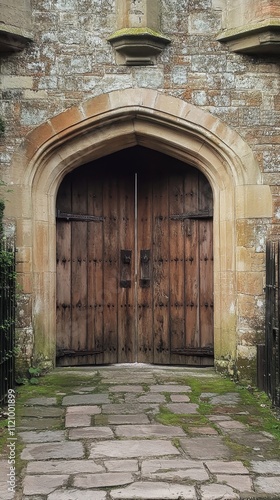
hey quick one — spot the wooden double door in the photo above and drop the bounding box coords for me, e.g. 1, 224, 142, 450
56, 147, 214, 366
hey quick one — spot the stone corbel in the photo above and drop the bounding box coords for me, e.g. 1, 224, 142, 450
0, 0, 33, 53
109, 0, 170, 66
0, 25, 32, 53
217, 19, 280, 55
108, 27, 170, 66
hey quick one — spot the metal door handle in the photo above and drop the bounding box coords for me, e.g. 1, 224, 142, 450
122, 251, 131, 264
140, 249, 151, 288
120, 250, 132, 288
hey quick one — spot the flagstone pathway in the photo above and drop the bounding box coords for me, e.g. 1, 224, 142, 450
2, 365, 280, 499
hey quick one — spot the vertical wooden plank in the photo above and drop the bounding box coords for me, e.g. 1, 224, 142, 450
71, 174, 88, 364
198, 172, 214, 365
103, 175, 119, 364
87, 171, 105, 364
184, 171, 200, 365
169, 173, 186, 365
198, 219, 214, 365
198, 172, 213, 215
138, 171, 154, 363
152, 169, 170, 364
118, 173, 135, 363
56, 181, 72, 367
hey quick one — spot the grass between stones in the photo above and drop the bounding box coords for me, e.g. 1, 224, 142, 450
1, 367, 279, 459
156, 374, 280, 440
155, 405, 209, 427
0, 370, 103, 458
222, 434, 252, 464
16, 370, 106, 404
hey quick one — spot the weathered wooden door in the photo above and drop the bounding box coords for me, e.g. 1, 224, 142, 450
56, 148, 213, 366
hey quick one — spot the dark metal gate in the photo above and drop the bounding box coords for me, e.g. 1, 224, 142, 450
258, 240, 280, 409
0, 234, 16, 407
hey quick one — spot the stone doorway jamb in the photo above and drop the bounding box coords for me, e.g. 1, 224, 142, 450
5, 89, 272, 375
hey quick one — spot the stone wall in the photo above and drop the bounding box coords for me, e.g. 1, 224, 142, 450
0, 0, 279, 381
224, 0, 279, 27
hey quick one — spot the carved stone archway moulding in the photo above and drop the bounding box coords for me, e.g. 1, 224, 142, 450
7, 89, 272, 377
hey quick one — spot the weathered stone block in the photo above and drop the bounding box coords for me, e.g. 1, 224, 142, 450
237, 271, 264, 295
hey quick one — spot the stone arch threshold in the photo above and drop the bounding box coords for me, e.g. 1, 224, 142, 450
10, 88, 272, 378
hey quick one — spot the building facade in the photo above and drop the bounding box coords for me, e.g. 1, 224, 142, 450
0, 0, 279, 381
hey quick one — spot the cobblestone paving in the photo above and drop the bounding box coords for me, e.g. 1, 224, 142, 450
10, 365, 280, 499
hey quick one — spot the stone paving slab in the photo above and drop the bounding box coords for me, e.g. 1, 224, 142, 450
204, 460, 249, 474
48, 489, 107, 500
65, 413, 91, 427
73, 472, 135, 488
189, 426, 218, 435
72, 386, 96, 392
141, 457, 206, 472
21, 441, 84, 460
170, 394, 191, 402
23, 475, 69, 495
25, 397, 57, 406
62, 394, 110, 405
230, 430, 276, 447
250, 460, 280, 474
165, 402, 199, 413
68, 426, 114, 439
17, 417, 62, 430
136, 393, 166, 403
101, 402, 159, 414
216, 474, 254, 492
141, 457, 209, 481
107, 414, 150, 425
27, 459, 104, 474
114, 423, 186, 438
110, 481, 197, 499
149, 384, 192, 393
210, 393, 241, 405
19, 407, 63, 418
254, 476, 280, 495
89, 439, 180, 458
143, 467, 209, 481
109, 385, 145, 392
216, 419, 247, 430
0, 483, 14, 500
105, 459, 139, 472
208, 415, 232, 421
66, 405, 101, 414
180, 436, 232, 459
19, 430, 65, 443
200, 483, 239, 500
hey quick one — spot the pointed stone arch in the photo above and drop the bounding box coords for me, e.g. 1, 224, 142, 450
8, 89, 272, 376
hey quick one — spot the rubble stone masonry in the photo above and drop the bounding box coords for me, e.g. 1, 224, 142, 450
0, 0, 279, 381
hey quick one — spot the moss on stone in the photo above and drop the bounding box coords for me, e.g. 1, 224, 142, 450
236, 357, 257, 386
108, 27, 171, 42
217, 18, 280, 41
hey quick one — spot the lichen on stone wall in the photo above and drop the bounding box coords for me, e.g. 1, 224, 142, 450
0, 0, 279, 385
